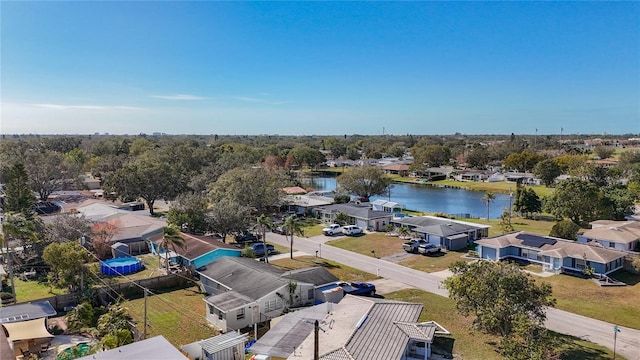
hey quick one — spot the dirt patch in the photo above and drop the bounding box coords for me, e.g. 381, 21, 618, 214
369, 278, 415, 295
380, 251, 415, 263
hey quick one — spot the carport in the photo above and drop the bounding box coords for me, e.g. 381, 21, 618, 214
444, 233, 469, 251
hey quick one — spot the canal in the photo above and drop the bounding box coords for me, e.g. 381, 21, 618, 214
301, 176, 511, 219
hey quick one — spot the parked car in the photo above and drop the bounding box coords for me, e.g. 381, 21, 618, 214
322, 224, 343, 236
235, 232, 259, 243
248, 242, 275, 257
342, 225, 363, 236
337, 281, 376, 296
402, 238, 428, 253
272, 225, 287, 235
418, 243, 441, 255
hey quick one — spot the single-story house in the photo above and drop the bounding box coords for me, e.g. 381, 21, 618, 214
453, 170, 492, 182
181, 331, 248, 360
148, 232, 241, 270
281, 186, 307, 195
371, 199, 404, 213
313, 203, 395, 231
76, 201, 166, 256
197, 257, 338, 332
254, 295, 450, 360
579, 220, 640, 252
283, 194, 334, 216
476, 231, 626, 275
383, 164, 410, 177
489, 172, 541, 185
0, 301, 57, 324
392, 216, 490, 251
76, 335, 188, 360
411, 167, 455, 181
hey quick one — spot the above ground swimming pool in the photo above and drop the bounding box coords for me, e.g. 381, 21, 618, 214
100, 257, 142, 275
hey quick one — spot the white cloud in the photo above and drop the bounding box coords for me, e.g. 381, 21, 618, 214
151, 94, 207, 100
32, 104, 142, 110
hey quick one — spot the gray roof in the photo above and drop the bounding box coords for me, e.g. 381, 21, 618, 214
413, 222, 472, 237
316, 204, 393, 220
342, 302, 423, 360
281, 267, 339, 286
200, 331, 248, 355
394, 215, 486, 235
76, 335, 187, 360
394, 322, 437, 342
0, 301, 56, 323
198, 257, 289, 300
249, 303, 332, 358
204, 291, 254, 312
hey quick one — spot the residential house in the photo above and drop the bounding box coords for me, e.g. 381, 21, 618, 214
75, 201, 166, 256
76, 335, 188, 360
452, 169, 491, 182
383, 164, 410, 177
250, 295, 449, 360
392, 216, 490, 251
579, 220, 640, 252
181, 331, 248, 360
476, 231, 626, 275
313, 203, 395, 231
148, 232, 241, 270
283, 194, 334, 216
411, 167, 455, 181
0, 301, 57, 324
489, 172, 540, 185
197, 257, 339, 332
371, 199, 404, 213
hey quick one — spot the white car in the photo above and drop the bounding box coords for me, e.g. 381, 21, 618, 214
322, 224, 343, 236
342, 225, 363, 236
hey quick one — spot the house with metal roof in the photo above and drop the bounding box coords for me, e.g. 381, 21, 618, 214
181, 330, 248, 360
579, 220, 640, 252
392, 215, 490, 251
0, 301, 57, 324
249, 295, 449, 360
476, 231, 626, 275
197, 257, 339, 332
313, 203, 395, 232
76, 335, 188, 360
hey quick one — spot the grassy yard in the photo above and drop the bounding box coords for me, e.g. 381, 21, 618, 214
7, 277, 66, 303
270, 256, 377, 282
123, 285, 217, 347
326, 232, 406, 258
398, 250, 473, 273
384, 288, 623, 360
536, 271, 640, 330
452, 216, 559, 237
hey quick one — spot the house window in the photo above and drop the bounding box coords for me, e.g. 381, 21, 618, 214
521, 249, 528, 258
264, 298, 283, 312
575, 258, 585, 270
609, 242, 615, 248
308, 289, 314, 300
237, 308, 245, 320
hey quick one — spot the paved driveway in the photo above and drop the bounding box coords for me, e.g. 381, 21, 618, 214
263, 232, 640, 359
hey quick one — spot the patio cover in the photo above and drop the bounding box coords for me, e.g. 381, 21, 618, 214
2, 318, 53, 342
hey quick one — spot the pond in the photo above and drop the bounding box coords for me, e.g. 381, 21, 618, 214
301, 176, 511, 219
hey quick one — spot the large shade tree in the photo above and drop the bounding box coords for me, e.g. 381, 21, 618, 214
167, 193, 209, 235
544, 178, 599, 225
336, 166, 392, 202
206, 198, 251, 243
209, 167, 287, 214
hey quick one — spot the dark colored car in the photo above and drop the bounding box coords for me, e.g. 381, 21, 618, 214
249, 242, 275, 257
338, 281, 376, 296
272, 226, 287, 235
235, 232, 258, 244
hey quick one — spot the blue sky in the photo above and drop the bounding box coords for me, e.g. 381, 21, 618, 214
2, 1, 639, 135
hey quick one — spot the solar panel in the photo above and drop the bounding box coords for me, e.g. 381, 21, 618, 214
516, 233, 557, 248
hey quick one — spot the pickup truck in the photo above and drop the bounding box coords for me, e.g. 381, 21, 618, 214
337, 281, 376, 297
418, 243, 441, 255
402, 238, 428, 253
322, 224, 343, 236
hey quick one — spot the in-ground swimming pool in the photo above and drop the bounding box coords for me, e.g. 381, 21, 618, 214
100, 257, 142, 275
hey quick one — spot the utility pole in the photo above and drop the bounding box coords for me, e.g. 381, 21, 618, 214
314, 320, 319, 360
613, 325, 620, 359
509, 189, 513, 226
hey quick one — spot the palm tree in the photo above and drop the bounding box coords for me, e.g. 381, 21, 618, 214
482, 192, 496, 221
159, 225, 186, 273
283, 215, 304, 260
256, 214, 273, 263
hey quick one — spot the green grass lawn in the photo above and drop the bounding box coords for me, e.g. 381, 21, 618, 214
326, 232, 406, 258
123, 285, 217, 347
453, 216, 559, 237
7, 277, 66, 303
270, 256, 377, 282
384, 288, 623, 360
536, 271, 640, 330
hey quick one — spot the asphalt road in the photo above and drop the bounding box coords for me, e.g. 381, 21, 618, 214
265, 232, 640, 360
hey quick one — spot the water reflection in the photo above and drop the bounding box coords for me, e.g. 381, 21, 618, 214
301, 176, 510, 219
